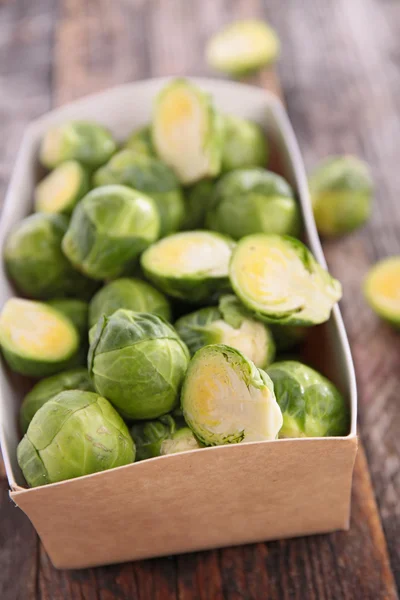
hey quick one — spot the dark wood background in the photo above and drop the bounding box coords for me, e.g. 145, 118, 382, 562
1, 1, 399, 598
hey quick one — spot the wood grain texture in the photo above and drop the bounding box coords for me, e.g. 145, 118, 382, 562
0, 0, 399, 598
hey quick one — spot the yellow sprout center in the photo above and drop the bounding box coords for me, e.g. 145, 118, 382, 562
234, 238, 304, 311
185, 352, 283, 442
36, 162, 81, 213
366, 258, 400, 312
0, 299, 76, 360
146, 232, 231, 276
160, 89, 195, 136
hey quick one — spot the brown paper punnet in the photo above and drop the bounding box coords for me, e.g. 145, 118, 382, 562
0, 78, 358, 569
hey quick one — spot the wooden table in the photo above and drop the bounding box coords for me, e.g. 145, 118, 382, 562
1, 1, 399, 598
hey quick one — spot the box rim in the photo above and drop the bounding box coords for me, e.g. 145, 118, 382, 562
0, 76, 358, 493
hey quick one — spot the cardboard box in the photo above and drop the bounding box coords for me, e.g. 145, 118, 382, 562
0, 78, 358, 569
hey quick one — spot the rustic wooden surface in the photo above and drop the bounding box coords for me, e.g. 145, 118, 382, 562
0, 0, 399, 598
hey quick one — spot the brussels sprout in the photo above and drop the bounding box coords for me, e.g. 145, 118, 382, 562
309, 155, 373, 236
62, 185, 160, 280
89, 277, 171, 328
17, 390, 134, 487
141, 231, 235, 303
268, 324, 308, 353
0, 298, 80, 377
363, 256, 400, 327
152, 79, 222, 184
207, 168, 300, 239
48, 299, 88, 338
88, 310, 190, 420
206, 19, 280, 76
175, 295, 275, 368
19, 367, 94, 433
34, 160, 89, 215
221, 116, 268, 172
48, 298, 89, 367
230, 234, 342, 325
181, 344, 282, 445
124, 125, 155, 157
130, 415, 177, 461
39, 120, 117, 169
181, 180, 215, 231
93, 149, 184, 235
267, 361, 349, 438
160, 426, 203, 455
4, 213, 98, 300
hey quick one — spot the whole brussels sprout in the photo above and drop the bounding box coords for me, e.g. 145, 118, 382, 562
309, 155, 373, 236
34, 160, 89, 215
160, 426, 203, 455
93, 149, 184, 235
62, 185, 160, 280
181, 344, 282, 445
207, 168, 300, 239
230, 234, 342, 325
130, 415, 177, 461
124, 125, 155, 157
181, 180, 215, 231
39, 120, 117, 169
89, 277, 171, 328
363, 256, 400, 327
268, 324, 308, 353
221, 115, 268, 172
175, 295, 275, 368
17, 390, 135, 487
48, 298, 89, 367
206, 19, 280, 76
267, 361, 349, 437
4, 213, 98, 300
0, 298, 80, 377
153, 79, 222, 184
89, 310, 190, 420
141, 231, 235, 303
19, 367, 94, 433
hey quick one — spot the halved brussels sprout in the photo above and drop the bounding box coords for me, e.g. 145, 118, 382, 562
4, 213, 98, 300
221, 115, 268, 172
160, 426, 203, 455
124, 125, 155, 157
141, 231, 235, 303
130, 415, 177, 461
89, 277, 171, 328
0, 298, 79, 377
181, 180, 215, 231
93, 149, 184, 235
89, 310, 190, 420
207, 168, 300, 239
230, 234, 342, 325
62, 185, 160, 280
48, 298, 89, 367
206, 19, 280, 76
20, 367, 94, 433
181, 344, 282, 445
267, 361, 349, 438
309, 155, 373, 236
152, 79, 222, 184
364, 256, 400, 327
34, 160, 89, 215
39, 120, 117, 169
17, 390, 135, 487
175, 295, 275, 368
